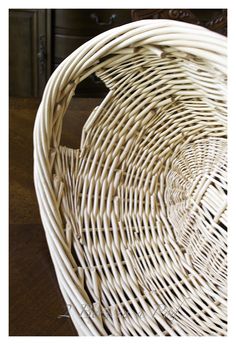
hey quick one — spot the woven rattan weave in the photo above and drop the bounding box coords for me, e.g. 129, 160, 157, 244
34, 20, 227, 335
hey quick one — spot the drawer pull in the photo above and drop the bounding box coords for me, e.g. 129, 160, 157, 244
90, 13, 117, 26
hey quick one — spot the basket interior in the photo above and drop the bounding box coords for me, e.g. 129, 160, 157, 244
49, 51, 227, 335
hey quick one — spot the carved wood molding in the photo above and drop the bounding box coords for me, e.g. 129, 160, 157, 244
131, 9, 227, 36
205, 9, 227, 35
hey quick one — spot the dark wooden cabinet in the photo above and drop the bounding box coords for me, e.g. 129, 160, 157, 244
9, 9, 227, 98
9, 9, 51, 97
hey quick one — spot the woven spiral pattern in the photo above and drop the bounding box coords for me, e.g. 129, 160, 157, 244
34, 20, 227, 336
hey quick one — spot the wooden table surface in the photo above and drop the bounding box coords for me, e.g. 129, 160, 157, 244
9, 97, 102, 335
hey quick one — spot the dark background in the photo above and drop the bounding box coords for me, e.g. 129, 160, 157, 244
9, 9, 227, 98
9, 8, 227, 336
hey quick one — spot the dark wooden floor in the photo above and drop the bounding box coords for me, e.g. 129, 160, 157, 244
9, 97, 102, 335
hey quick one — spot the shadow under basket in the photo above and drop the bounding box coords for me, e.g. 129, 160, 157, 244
34, 19, 227, 336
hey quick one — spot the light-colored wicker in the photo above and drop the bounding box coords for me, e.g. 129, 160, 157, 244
33, 20, 227, 336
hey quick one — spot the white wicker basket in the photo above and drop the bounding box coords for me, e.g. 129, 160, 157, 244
33, 20, 227, 336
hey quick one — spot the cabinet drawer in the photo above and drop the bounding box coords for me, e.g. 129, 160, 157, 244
54, 9, 131, 36
54, 35, 88, 62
